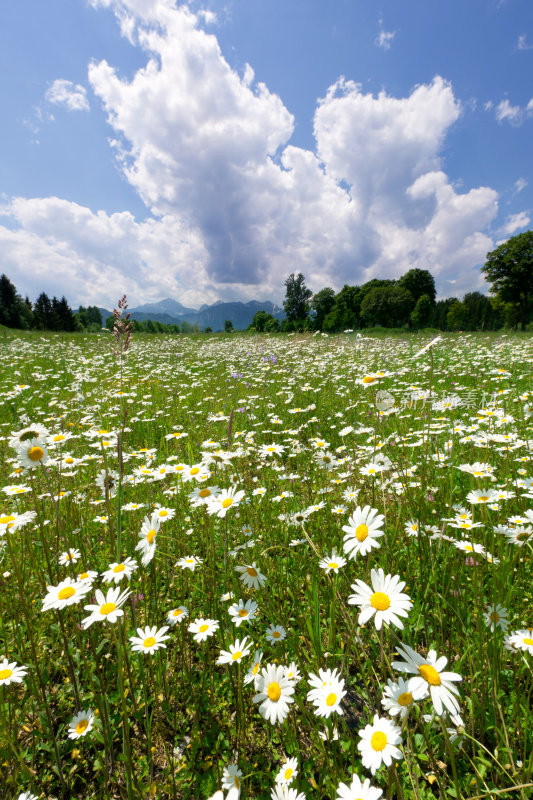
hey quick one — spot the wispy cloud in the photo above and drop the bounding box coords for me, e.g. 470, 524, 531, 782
488, 97, 533, 126
45, 79, 90, 112
375, 17, 396, 50
499, 211, 530, 236
375, 29, 396, 50
517, 34, 533, 50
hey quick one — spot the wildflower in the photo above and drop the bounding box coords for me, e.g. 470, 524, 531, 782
222, 763, 243, 795
81, 587, 131, 629
217, 636, 252, 665
18, 438, 50, 469
177, 555, 203, 572
130, 625, 170, 654
68, 710, 95, 739
41, 578, 91, 612
276, 757, 298, 785
348, 568, 412, 631
381, 677, 422, 718
206, 486, 245, 518
266, 624, 286, 644
167, 605, 189, 625
236, 563, 267, 590
483, 604, 509, 632
284, 661, 302, 684
392, 643, 462, 716
59, 548, 81, 566
188, 618, 219, 643
504, 629, 533, 654
336, 773, 383, 800
153, 506, 176, 521
271, 787, 306, 800
0, 657, 27, 685
319, 552, 347, 574
357, 714, 403, 775
102, 557, 138, 584
228, 598, 258, 626
95, 470, 119, 498
0, 510, 37, 535
135, 514, 160, 566
244, 650, 264, 687
342, 506, 385, 561
253, 664, 294, 724
307, 668, 346, 718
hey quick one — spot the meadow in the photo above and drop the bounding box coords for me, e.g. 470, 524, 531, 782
1, 325, 532, 800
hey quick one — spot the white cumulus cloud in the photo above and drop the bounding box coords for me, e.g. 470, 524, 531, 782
1, 0, 503, 306
45, 79, 90, 112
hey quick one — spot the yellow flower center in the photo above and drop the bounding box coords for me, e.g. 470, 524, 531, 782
0, 516, 15, 524
79, 572, 89, 580
113, 564, 126, 573
478, 496, 489, 502
490, 611, 500, 623
363, 376, 375, 384
146, 529, 156, 544
326, 692, 337, 706
267, 681, 281, 701
100, 602, 117, 616
371, 591, 390, 611
523, 637, 533, 646
232, 651, 242, 661
222, 498, 233, 509
398, 692, 413, 706
173, 609, 183, 616
419, 663, 441, 686
75, 719, 88, 734
253, 663, 260, 675
58, 586, 76, 600
199, 488, 211, 498
517, 532, 530, 541
144, 637, 156, 648
0, 668, 13, 681
284, 768, 293, 780
238, 609, 248, 617
53, 435, 65, 442
272, 631, 281, 638
234, 776, 240, 789
247, 567, 258, 577
328, 562, 338, 569
355, 524, 368, 541
371, 731, 387, 751
199, 624, 209, 633
28, 446, 44, 462
190, 467, 200, 476
158, 510, 168, 517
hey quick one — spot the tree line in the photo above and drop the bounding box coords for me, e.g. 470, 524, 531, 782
279, 231, 533, 332
1, 230, 532, 333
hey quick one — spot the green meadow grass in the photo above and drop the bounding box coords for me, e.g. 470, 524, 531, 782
0, 328, 532, 800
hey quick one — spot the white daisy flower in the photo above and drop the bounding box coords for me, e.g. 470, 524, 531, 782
342, 506, 385, 561
130, 625, 170, 654
217, 636, 252, 665
188, 617, 219, 643
348, 568, 412, 631
392, 643, 462, 716
357, 714, 403, 775
253, 664, 294, 724
67, 709, 95, 739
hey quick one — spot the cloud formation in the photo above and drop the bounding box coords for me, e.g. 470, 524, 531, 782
0, 0, 512, 306
45, 79, 90, 112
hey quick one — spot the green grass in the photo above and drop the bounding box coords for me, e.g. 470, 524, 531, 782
0, 328, 532, 799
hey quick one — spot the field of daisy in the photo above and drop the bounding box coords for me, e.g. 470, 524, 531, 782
1, 324, 533, 800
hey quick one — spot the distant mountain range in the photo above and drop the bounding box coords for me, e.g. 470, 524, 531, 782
96, 298, 284, 331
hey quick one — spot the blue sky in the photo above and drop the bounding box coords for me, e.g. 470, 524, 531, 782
0, 0, 531, 309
